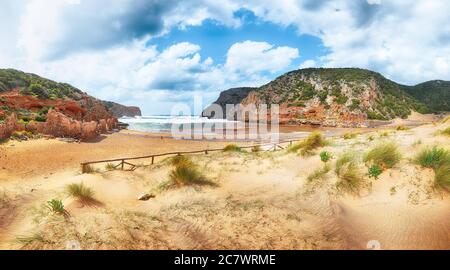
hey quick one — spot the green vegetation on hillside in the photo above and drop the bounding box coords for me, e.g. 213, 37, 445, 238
0, 69, 85, 100
404, 80, 450, 111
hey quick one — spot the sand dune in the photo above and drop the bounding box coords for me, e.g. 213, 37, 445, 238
0, 121, 449, 250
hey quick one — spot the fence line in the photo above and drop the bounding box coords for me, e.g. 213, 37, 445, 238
81, 139, 300, 173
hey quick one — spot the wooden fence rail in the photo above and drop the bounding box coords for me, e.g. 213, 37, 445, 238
81, 139, 300, 173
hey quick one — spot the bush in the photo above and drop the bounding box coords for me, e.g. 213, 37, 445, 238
320, 151, 332, 162
223, 144, 242, 152
364, 142, 401, 169
105, 163, 116, 171
415, 147, 450, 169
11, 131, 33, 140
396, 125, 410, 131
66, 183, 95, 200
34, 115, 47, 122
170, 155, 192, 167
435, 164, 450, 190
368, 165, 383, 179
46, 199, 65, 214
289, 132, 327, 155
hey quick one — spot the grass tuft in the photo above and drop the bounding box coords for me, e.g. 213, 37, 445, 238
289, 131, 327, 155
251, 145, 262, 152
168, 156, 214, 187
439, 126, 450, 137
66, 183, 95, 200
415, 147, 450, 169
395, 125, 410, 131
82, 164, 95, 174
46, 199, 65, 214
307, 164, 331, 182
105, 163, 116, 171
364, 142, 401, 169
335, 152, 362, 192
223, 144, 242, 152
343, 132, 359, 140
435, 164, 450, 190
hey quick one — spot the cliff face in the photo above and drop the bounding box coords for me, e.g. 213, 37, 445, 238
0, 69, 140, 140
201, 87, 256, 118
102, 101, 142, 118
204, 68, 446, 127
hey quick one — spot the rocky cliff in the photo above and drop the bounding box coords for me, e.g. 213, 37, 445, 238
0, 69, 140, 140
204, 68, 448, 127
102, 101, 142, 118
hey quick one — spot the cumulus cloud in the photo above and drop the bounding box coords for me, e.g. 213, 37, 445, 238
299, 60, 317, 69
225, 41, 299, 75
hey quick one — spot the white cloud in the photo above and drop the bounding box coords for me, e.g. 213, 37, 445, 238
299, 60, 317, 69
225, 41, 299, 75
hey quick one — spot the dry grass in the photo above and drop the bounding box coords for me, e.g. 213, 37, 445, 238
307, 164, 331, 182
288, 131, 327, 156
439, 126, 450, 137
435, 164, 450, 190
167, 156, 215, 188
66, 183, 95, 201
396, 125, 410, 131
82, 164, 95, 174
335, 152, 362, 193
223, 144, 242, 152
364, 142, 401, 169
343, 132, 359, 140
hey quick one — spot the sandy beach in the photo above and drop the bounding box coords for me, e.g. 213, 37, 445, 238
0, 116, 449, 250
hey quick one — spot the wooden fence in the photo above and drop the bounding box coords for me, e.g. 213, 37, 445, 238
81, 139, 300, 173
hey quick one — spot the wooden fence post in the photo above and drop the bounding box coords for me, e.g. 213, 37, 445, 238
121, 159, 124, 170
151, 156, 155, 165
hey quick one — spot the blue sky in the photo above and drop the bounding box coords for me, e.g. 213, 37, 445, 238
0, 0, 449, 115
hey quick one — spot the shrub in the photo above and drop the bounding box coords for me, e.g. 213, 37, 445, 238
34, 115, 47, 122
368, 165, 383, 179
307, 164, 331, 182
364, 142, 401, 169
66, 183, 95, 200
223, 144, 242, 152
11, 131, 33, 140
289, 132, 327, 155
435, 164, 450, 190
415, 147, 450, 169
320, 151, 332, 163
367, 135, 375, 141
46, 199, 65, 214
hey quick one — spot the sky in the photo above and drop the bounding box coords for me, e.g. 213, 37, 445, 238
0, 0, 449, 115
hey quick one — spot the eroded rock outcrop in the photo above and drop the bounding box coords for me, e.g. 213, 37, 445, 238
0, 109, 118, 141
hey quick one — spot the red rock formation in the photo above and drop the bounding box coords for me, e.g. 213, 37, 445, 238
0, 113, 19, 138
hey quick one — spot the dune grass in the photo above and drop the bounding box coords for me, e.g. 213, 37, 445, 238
307, 164, 331, 182
223, 144, 242, 152
168, 156, 214, 187
66, 183, 95, 201
435, 164, 450, 190
415, 147, 450, 169
395, 125, 410, 131
363, 142, 401, 169
415, 146, 450, 190
439, 126, 450, 137
335, 152, 362, 192
16, 233, 45, 246
82, 164, 95, 174
105, 163, 116, 171
46, 199, 65, 214
343, 132, 359, 140
251, 145, 262, 152
288, 131, 327, 155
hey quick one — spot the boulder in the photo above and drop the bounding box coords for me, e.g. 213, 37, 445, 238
138, 193, 155, 201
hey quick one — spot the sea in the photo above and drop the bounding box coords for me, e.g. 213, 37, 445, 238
119, 115, 236, 134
